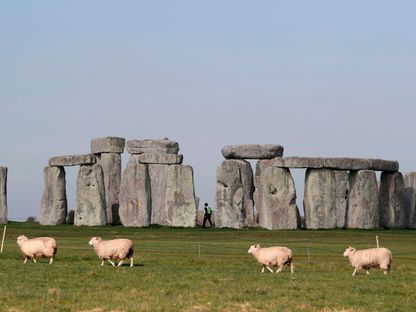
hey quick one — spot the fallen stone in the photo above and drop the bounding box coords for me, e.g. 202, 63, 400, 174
379, 172, 407, 228
40, 166, 67, 225
254, 160, 300, 230
126, 139, 179, 154
304, 169, 337, 229
215, 160, 255, 228
75, 164, 107, 226
222, 144, 284, 160
119, 155, 151, 227
403, 172, 416, 229
346, 170, 379, 229
0, 166, 8, 224
49, 154, 96, 167
165, 165, 198, 227
91, 137, 125, 154
98, 153, 122, 225
335, 171, 349, 228
138, 153, 183, 165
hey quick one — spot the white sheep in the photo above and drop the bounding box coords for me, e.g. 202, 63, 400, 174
88, 237, 134, 267
248, 244, 294, 273
343, 246, 392, 276
16, 235, 57, 264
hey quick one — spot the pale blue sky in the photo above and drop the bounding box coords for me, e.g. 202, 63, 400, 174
1, 1, 415, 220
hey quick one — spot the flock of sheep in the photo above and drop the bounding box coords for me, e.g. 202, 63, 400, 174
16, 235, 392, 276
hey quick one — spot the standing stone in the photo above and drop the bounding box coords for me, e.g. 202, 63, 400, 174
98, 153, 122, 225
40, 166, 67, 225
254, 161, 300, 230
148, 164, 169, 225
119, 155, 151, 227
165, 165, 197, 227
75, 164, 107, 226
346, 170, 379, 228
379, 172, 407, 228
304, 169, 337, 229
215, 160, 255, 228
0, 167, 7, 224
335, 171, 349, 228
404, 172, 416, 228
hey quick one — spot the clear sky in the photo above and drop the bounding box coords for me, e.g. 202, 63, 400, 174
1, 1, 415, 220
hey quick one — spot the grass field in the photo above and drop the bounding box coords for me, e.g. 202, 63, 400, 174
0, 222, 415, 312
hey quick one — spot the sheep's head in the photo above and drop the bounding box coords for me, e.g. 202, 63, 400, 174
343, 246, 355, 257
248, 244, 261, 254
88, 237, 102, 246
16, 235, 28, 246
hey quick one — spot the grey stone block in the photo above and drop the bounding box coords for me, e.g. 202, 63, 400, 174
127, 147, 180, 155
404, 172, 416, 229
40, 166, 67, 225
0, 166, 8, 224
119, 155, 151, 227
379, 172, 407, 228
271, 157, 325, 169
254, 160, 300, 230
304, 169, 337, 229
346, 170, 379, 229
222, 144, 284, 159
126, 139, 179, 154
335, 171, 349, 228
138, 153, 183, 165
75, 164, 107, 226
91, 137, 125, 154
49, 154, 96, 167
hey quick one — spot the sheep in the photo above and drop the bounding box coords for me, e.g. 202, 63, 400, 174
343, 246, 392, 276
16, 235, 57, 264
88, 237, 134, 267
248, 244, 294, 273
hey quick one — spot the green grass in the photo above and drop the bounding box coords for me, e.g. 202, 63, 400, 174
0, 223, 415, 312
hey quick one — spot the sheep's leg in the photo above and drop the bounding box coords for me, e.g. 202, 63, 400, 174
275, 266, 283, 273
117, 260, 124, 267
130, 257, 134, 268
352, 268, 357, 276
49, 257, 54, 264
23, 257, 28, 264
366, 270, 370, 275
266, 266, 274, 273
261, 266, 265, 273
32, 258, 37, 264
101, 260, 105, 266
108, 259, 115, 266
290, 262, 295, 274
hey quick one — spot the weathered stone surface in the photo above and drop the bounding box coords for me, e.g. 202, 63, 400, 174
138, 153, 183, 165
268, 157, 398, 172
148, 164, 169, 225
346, 170, 379, 228
271, 157, 324, 169
215, 160, 255, 228
165, 165, 197, 227
335, 170, 349, 228
75, 164, 107, 226
128, 147, 180, 155
0, 166, 8, 224
119, 155, 151, 227
49, 154, 96, 167
304, 169, 337, 229
254, 160, 300, 230
40, 166, 67, 225
379, 172, 407, 228
91, 137, 125, 154
127, 139, 179, 154
404, 172, 416, 229
98, 153, 122, 224
222, 144, 284, 160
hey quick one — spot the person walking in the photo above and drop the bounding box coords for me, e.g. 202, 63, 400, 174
202, 203, 213, 228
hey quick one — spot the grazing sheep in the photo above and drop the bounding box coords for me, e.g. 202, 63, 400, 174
16, 235, 57, 264
248, 244, 294, 273
343, 246, 392, 276
88, 237, 134, 267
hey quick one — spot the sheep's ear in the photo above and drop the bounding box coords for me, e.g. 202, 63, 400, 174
257, 244, 261, 248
